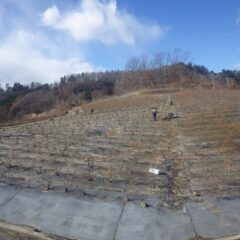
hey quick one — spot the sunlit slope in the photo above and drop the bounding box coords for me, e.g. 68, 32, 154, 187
0, 89, 239, 202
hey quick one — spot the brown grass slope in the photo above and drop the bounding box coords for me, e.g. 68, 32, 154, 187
0, 89, 239, 204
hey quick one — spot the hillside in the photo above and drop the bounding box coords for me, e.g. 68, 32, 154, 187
0, 62, 240, 125
0, 89, 239, 206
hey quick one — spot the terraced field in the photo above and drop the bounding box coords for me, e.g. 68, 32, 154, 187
172, 90, 240, 198
0, 89, 239, 204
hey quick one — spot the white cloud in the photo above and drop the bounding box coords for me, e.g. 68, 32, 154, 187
233, 63, 240, 70
42, 0, 164, 45
42, 5, 60, 26
0, 30, 94, 86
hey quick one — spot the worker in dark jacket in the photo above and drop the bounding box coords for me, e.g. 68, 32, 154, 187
152, 108, 157, 121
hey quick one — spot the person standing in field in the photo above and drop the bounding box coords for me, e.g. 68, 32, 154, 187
152, 108, 157, 121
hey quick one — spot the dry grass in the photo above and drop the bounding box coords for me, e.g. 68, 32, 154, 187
0, 109, 66, 128
0, 221, 63, 240
82, 90, 175, 112
170, 89, 240, 196
0, 88, 239, 200
173, 89, 240, 152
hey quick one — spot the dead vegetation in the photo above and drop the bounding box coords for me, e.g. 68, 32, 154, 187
0, 89, 239, 203
171, 90, 240, 196
0, 221, 65, 240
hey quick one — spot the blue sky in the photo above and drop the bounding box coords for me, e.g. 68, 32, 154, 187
0, 0, 240, 86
